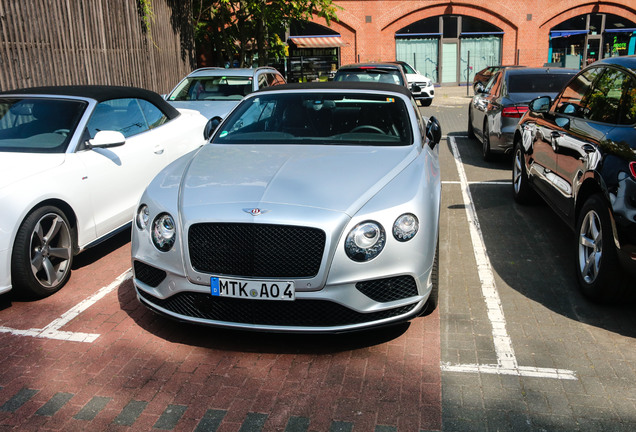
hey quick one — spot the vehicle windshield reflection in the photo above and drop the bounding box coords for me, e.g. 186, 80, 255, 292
0, 97, 87, 153
212, 92, 413, 147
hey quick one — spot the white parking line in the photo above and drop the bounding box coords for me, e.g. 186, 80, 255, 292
0, 269, 132, 343
441, 136, 577, 380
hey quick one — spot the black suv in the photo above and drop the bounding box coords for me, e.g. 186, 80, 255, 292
512, 56, 636, 302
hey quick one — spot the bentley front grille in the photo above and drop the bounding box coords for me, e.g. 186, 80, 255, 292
188, 223, 325, 278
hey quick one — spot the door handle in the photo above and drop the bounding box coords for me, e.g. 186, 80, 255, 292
154, 146, 165, 155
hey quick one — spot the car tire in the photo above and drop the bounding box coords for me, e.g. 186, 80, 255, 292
420, 238, 439, 316
575, 194, 625, 303
422, 99, 432, 107
512, 143, 535, 204
11, 206, 74, 299
467, 106, 475, 139
482, 120, 492, 161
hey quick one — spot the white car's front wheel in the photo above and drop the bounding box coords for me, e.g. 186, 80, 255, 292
11, 206, 74, 298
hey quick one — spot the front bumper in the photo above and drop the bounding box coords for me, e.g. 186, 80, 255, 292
132, 259, 433, 333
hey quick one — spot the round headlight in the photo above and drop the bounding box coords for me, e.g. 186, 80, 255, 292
345, 221, 386, 262
151, 213, 176, 252
393, 213, 419, 242
136, 205, 150, 230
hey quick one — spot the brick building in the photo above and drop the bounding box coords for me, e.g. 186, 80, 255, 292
287, 0, 636, 85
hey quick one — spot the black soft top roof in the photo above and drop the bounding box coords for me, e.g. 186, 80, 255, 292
0, 85, 180, 119
257, 81, 413, 99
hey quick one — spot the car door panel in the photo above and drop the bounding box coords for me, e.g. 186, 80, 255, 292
554, 67, 627, 220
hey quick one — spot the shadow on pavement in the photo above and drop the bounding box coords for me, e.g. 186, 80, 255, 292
117, 278, 413, 353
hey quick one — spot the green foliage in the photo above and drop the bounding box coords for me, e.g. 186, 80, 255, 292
138, 0, 155, 34
193, 0, 340, 66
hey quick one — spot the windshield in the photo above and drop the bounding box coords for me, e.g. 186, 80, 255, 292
0, 97, 87, 153
212, 92, 413, 147
508, 73, 574, 94
400, 63, 417, 74
169, 76, 253, 101
334, 69, 405, 86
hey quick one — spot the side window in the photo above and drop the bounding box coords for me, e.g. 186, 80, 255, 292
484, 71, 501, 95
619, 76, 636, 125
554, 68, 600, 118
271, 74, 285, 86
86, 98, 149, 138
138, 99, 168, 129
583, 68, 629, 124
258, 73, 269, 89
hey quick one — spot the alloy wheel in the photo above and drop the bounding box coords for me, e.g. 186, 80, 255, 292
29, 212, 73, 288
578, 209, 602, 284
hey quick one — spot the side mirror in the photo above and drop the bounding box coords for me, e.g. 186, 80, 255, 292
204, 116, 223, 140
529, 96, 551, 113
474, 82, 486, 94
426, 116, 442, 148
88, 130, 126, 149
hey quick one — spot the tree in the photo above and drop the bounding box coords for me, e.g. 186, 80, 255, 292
192, 0, 340, 67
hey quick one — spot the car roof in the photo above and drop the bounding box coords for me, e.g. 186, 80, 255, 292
503, 67, 578, 75
338, 62, 403, 70
0, 85, 180, 119
256, 81, 413, 98
186, 67, 278, 78
593, 55, 636, 71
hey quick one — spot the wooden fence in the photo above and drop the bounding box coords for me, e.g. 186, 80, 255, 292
0, 0, 196, 94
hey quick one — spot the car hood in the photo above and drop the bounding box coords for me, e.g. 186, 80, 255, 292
0, 152, 65, 190
168, 100, 240, 120
405, 73, 431, 84
180, 143, 417, 215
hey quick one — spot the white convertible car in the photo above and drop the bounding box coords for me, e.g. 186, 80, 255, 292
0, 86, 208, 298
132, 82, 442, 332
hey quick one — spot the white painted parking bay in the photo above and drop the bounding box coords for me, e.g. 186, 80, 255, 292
441, 136, 576, 381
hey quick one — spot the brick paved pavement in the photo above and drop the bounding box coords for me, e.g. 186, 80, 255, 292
422, 88, 636, 432
0, 230, 442, 430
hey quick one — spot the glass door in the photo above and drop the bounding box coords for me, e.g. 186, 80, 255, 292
442, 42, 458, 84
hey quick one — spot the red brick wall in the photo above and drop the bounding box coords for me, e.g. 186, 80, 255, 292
310, 0, 636, 68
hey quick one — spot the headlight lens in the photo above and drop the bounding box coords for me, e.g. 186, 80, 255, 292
151, 213, 176, 252
393, 213, 419, 242
345, 221, 385, 262
136, 205, 150, 230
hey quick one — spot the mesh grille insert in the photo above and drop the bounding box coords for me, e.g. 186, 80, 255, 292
356, 276, 418, 302
188, 223, 325, 277
137, 289, 417, 327
133, 260, 167, 288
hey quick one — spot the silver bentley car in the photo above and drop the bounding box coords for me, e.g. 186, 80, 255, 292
131, 82, 442, 332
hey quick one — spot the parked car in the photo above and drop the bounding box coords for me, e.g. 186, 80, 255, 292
131, 82, 442, 333
0, 85, 209, 298
468, 67, 577, 160
512, 56, 636, 302
388, 61, 435, 106
334, 62, 414, 91
165, 67, 286, 119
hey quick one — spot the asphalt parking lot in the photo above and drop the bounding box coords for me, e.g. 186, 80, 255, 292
0, 87, 635, 431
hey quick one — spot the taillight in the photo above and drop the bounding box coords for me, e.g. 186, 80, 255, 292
629, 161, 636, 179
502, 106, 529, 118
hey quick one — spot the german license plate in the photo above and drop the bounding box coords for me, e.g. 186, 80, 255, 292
210, 277, 295, 301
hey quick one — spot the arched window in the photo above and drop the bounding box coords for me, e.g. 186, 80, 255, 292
549, 13, 636, 68
396, 16, 503, 84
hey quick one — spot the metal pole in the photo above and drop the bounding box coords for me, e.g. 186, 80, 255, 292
467, 51, 470, 97
413, 52, 417, 70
